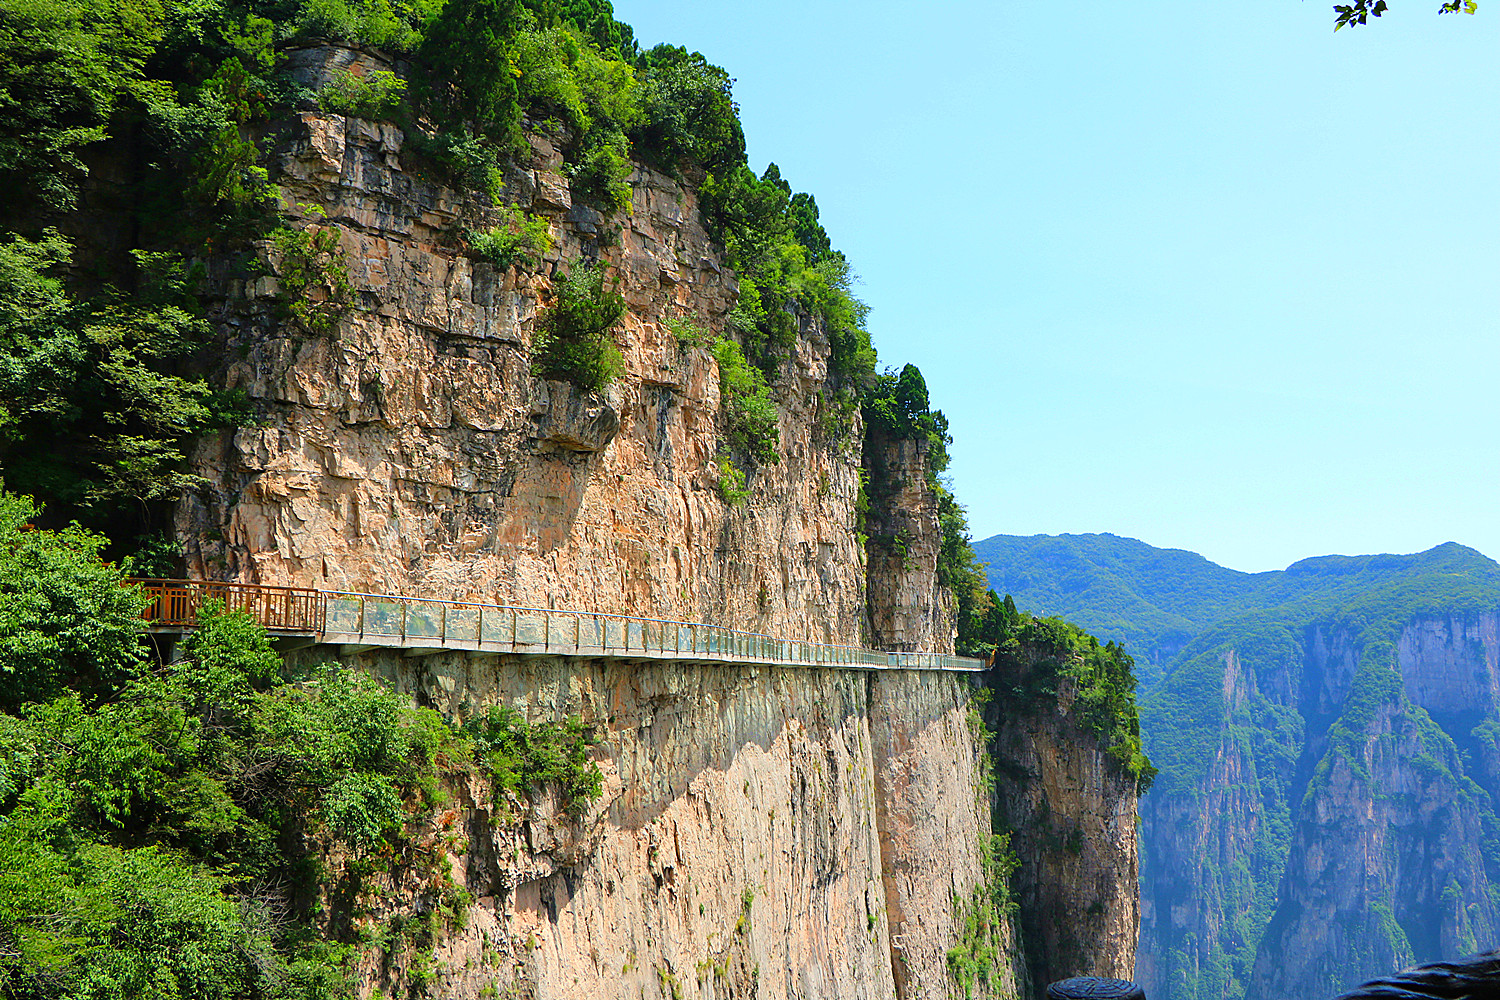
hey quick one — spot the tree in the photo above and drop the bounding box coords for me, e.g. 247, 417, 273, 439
1332, 0, 1478, 30
417, 0, 522, 138
0, 490, 150, 712
634, 44, 745, 174
0, 0, 165, 210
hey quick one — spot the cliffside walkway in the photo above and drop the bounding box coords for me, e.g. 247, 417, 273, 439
133, 579, 988, 673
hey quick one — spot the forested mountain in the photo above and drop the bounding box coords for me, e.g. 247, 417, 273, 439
976, 532, 1500, 1000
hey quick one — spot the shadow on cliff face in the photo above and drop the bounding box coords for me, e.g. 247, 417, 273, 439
521, 379, 618, 555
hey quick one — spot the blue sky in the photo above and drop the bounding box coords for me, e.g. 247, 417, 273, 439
613, 1, 1500, 573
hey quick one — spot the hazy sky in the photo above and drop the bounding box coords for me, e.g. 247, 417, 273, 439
613, 1, 1500, 573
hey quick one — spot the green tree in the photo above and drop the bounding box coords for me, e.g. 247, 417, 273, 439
531, 262, 625, 390
634, 44, 745, 174
417, 0, 522, 139
0, 231, 239, 529
0, 0, 164, 210
0, 491, 149, 713
1333, 0, 1477, 29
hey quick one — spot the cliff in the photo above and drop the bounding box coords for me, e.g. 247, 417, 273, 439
0, 20, 1147, 1000
1140, 610, 1500, 1000
1245, 618, 1500, 1000
162, 43, 1038, 999
179, 45, 878, 647
269, 648, 1020, 1000
986, 637, 1143, 990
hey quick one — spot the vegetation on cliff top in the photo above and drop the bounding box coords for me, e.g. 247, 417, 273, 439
0, 0, 898, 546
968, 588, 1156, 792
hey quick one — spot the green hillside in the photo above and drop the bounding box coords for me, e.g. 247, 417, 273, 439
973, 533, 1500, 684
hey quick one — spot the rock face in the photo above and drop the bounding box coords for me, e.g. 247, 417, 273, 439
161, 44, 1148, 1000
280, 648, 1022, 1000
863, 431, 952, 653
987, 645, 1142, 989
180, 46, 872, 648
1139, 611, 1500, 1000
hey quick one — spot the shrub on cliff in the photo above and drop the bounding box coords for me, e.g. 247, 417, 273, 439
467, 206, 554, 268
317, 68, 408, 118
531, 262, 625, 391
465, 705, 603, 816
712, 336, 779, 465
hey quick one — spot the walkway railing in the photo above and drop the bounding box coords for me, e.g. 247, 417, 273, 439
131, 579, 986, 673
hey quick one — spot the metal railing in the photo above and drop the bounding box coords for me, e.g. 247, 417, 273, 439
131, 579, 987, 673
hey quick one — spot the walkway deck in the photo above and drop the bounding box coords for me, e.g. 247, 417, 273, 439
132, 579, 988, 674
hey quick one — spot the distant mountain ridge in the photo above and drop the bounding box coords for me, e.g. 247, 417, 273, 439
975, 532, 1500, 1000
972, 533, 1500, 682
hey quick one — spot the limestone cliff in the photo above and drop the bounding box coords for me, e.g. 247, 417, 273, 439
271, 649, 1022, 1000
863, 431, 952, 654
986, 640, 1142, 989
149, 42, 1154, 1000
180, 45, 873, 647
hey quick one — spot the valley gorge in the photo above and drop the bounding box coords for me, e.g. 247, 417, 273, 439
977, 534, 1500, 1000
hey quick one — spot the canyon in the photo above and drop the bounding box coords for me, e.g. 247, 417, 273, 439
977, 533, 1500, 1000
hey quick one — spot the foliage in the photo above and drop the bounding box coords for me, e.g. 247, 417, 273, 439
699, 163, 875, 384
464, 705, 602, 816
408, 125, 505, 202
0, 0, 162, 210
519, 0, 636, 55
186, 60, 275, 213
317, 68, 407, 118
531, 262, 624, 391
863, 364, 949, 460
632, 44, 744, 174
0, 835, 304, 1000
0, 232, 244, 524
940, 485, 992, 657
982, 594, 1156, 792
715, 455, 749, 507
711, 336, 778, 465
1332, 0, 1477, 30
271, 224, 353, 334
664, 315, 712, 348
946, 833, 1020, 999
0, 491, 150, 712
293, 0, 433, 51
0, 591, 508, 999
512, 25, 641, 208
416, 0, 521, 140
466, 206, 553, 269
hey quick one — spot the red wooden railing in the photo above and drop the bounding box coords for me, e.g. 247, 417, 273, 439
133, 579, 325, 633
